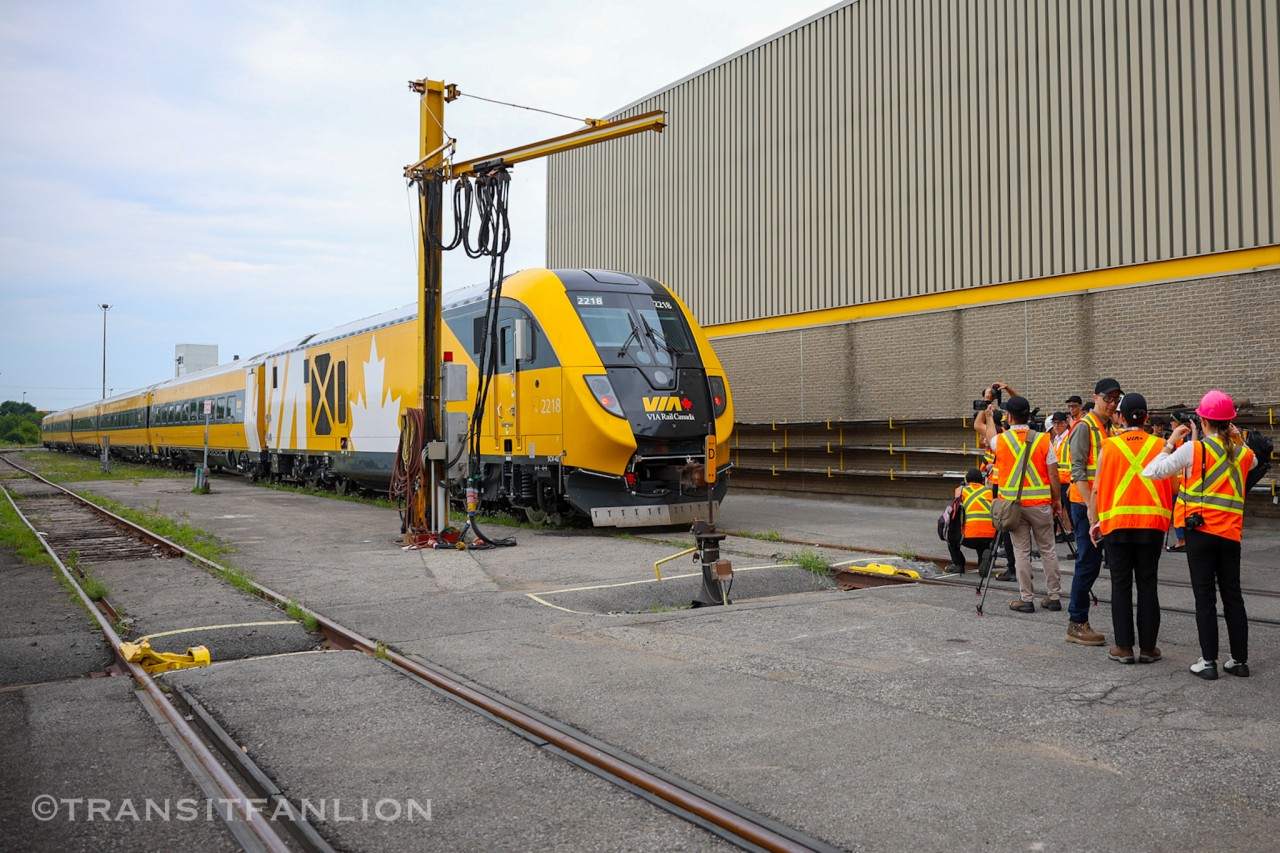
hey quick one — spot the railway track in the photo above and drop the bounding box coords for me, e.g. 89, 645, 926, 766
0, 452, 838, 852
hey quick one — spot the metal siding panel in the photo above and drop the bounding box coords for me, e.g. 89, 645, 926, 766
1256, 0, 1277, 244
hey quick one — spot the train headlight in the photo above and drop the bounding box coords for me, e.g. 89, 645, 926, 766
584, 375, 626, 418
708, 375, 728, 418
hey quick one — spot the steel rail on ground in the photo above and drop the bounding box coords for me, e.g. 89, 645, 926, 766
0, 476, 293, 853
0, 454, 835, 852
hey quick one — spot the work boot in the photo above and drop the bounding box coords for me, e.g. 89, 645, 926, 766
1065, 621, 1105, 646
994, 569, 1017, 582
943, 563, 964, 574
1138, 647, 1162, 663
1040, 597, 1062, 611
1108, 646, 1135, 664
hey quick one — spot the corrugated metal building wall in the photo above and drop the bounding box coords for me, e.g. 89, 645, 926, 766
547, 0, 1280, 421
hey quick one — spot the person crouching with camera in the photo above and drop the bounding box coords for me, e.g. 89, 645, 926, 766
1142, 390, 1258, 680
1088, 394, 1174, 665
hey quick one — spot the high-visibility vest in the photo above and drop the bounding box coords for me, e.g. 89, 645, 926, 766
1053, 430, 1072, 484
1068, 412, 1111, 503
1095, 430, 1174, 535
960, 482, 995, 538
1172, 469, 1187, 528
1182, 436, 1256, 542
977, 426, 997, 483
994, 429, 1053, 507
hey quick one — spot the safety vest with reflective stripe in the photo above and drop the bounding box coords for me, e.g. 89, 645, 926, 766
994, 429, 1053, 506
960, 482, 996, 539
1053, 430, 1072, 484
1182, 437, 1255, 542
1068, 412, 1111, 503
1095, 430, 1174, 535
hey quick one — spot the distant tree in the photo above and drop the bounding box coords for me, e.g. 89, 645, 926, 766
0, 401, 42, 445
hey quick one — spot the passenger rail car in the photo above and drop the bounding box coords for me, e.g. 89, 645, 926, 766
41, 268, 733, 527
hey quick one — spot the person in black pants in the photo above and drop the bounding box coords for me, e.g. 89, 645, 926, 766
1142, 390, 1258, 680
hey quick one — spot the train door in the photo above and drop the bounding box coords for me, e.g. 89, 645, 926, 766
244, 366, 262, 453
491, 318, 521, 452
306, 347, 349, 453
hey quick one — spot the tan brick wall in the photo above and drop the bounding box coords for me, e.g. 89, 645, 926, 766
716, 268, 1280, 422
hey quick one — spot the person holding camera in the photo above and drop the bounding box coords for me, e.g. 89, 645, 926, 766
977, 394, 1064, 612
1088, 393, 1174, 664
974, 383, 1019, 580
1143, 390, 1258, 680
1064, 378, 1123, 646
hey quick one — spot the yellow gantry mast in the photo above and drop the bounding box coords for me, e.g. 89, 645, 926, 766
404, 79, 665, 537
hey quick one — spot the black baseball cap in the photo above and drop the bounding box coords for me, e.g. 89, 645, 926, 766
1051, 411, 1068, 423
965, 468, 984, 483
1004, 395, 1031, 417
1094, 378, 1123, 396
1065, 395, 1083, 405
1118, 392, 1148, 418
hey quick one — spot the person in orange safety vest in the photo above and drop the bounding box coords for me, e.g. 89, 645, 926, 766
1143, 389, 1258, 681
944, 468, 997, 576
1088, 393, 1174, 665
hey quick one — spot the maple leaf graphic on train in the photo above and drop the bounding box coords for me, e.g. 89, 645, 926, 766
347, 335, 404, 454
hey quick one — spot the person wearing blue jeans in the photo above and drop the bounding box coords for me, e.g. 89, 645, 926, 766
1064, 379, 1122, 646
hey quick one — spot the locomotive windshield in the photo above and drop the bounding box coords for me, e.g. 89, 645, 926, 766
572, 292, 695, 367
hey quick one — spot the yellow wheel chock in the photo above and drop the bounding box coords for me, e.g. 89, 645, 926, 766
119, 640, 211, 673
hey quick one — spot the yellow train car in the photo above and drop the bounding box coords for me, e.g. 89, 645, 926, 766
96, 389, 152, 461
149, 363, 258, 470
40, 409, 76, 452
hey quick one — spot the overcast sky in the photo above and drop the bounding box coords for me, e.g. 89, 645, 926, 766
1, 0, 840, 411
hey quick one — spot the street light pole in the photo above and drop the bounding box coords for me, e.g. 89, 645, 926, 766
99, 303, 111, 399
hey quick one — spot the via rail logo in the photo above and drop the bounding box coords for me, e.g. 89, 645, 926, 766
642, 395, 695, 421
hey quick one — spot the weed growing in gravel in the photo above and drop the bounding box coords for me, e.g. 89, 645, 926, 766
729, 529, 785, 542
79, 491, 235, 565
16, 451, 184, 484
897, 541, 918, 560
77, 573, 108, 601
374, 641, 389, 660
285, 599, 319, 633
0, 495, 56, 567
789, 549, 833, 576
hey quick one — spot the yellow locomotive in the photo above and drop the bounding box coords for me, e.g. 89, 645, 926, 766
43, 268, 733, 527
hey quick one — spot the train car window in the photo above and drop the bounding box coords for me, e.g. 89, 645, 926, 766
498, 324, 511, 369
216, 398, 226, 420
472, 316, 485, 355
225, 396, 234, 420
272, 365, 278, 389
303, 358, 309, 383
337, 361, 347, 424
311, 353, 332, 435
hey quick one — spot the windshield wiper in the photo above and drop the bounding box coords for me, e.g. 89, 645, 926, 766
642, 316, 683, 357
616, 314, 641, 358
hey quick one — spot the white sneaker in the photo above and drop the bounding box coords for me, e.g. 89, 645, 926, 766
1190, 658, 1218, 680
1223, 658, 1250, 678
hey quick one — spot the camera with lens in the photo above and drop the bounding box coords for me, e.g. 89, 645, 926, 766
1171, 410, 1196, 425
1185, 512, 1205, 530
972, 384, 1003, 411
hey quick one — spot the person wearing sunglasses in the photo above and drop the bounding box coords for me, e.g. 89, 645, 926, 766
1064, 378, 1123, 647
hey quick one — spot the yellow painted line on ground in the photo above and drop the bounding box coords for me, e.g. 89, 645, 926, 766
137, 620, 298, 643
705, 245, 1280, 339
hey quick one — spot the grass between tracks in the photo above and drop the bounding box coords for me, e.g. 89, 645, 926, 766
78, 491, 236, 567
15, 450, 186, 483
0, 490, 56, 568
788, 549, 834, 576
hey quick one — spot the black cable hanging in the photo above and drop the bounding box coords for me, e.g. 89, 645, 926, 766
414, 166, 516, 547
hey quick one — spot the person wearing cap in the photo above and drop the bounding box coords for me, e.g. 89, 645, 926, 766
1089, 393, 1174, 665
1065, 395, 1084, 427
974, 382, 1019, 580
1143, 390, 1258, 680
1064, 378, 1123, 646
944, 468, 996, 575
1048, 411, 1072, 509
977, 394, 1064, 613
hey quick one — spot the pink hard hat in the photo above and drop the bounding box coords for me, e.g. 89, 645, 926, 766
1195, 389, 1237, 420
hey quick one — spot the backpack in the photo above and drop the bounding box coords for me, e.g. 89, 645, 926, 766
937, 493, 964, 544
1245, 429, 1274, 492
